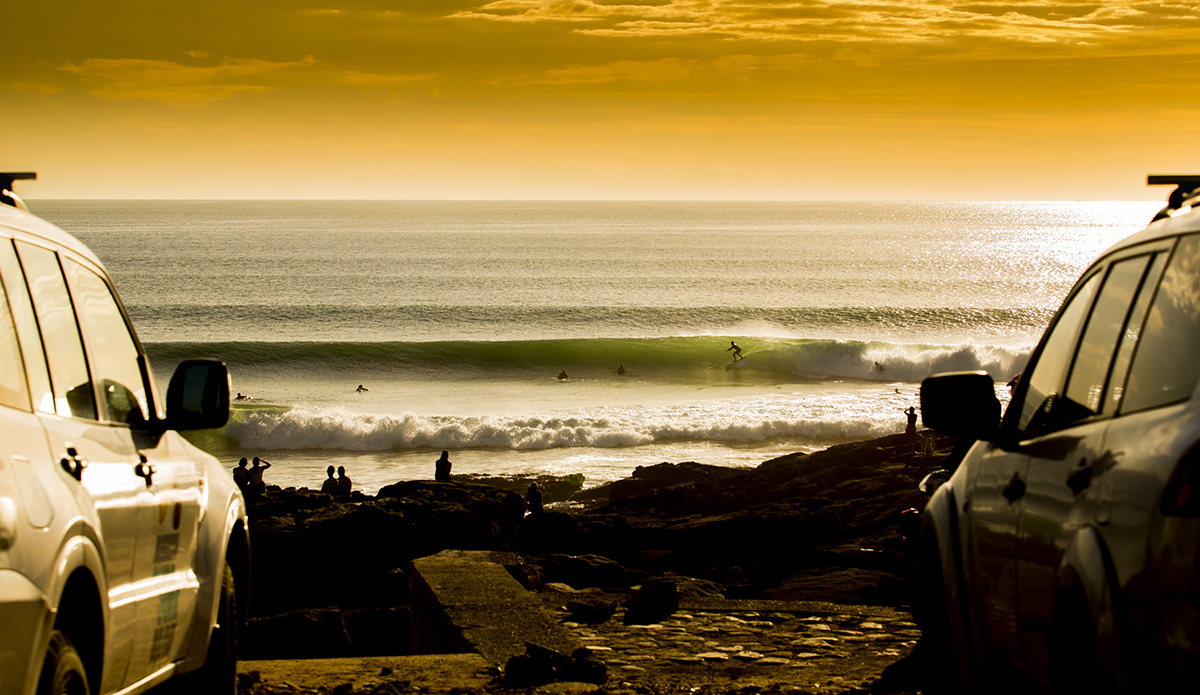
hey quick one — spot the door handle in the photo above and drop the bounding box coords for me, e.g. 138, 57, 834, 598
60, 446, 88, 481
1002, 472, 1026, 503
135, 462, 156, 487
1067, 459, 1093, 496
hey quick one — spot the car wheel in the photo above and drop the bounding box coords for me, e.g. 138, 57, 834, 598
916, 534, 966, 693
173, 561, 238, 695
38, 631, 90, 695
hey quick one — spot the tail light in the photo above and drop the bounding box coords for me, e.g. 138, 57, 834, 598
1161, 444, 1200, 517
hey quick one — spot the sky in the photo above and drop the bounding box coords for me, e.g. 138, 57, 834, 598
5, 1, 1199, 200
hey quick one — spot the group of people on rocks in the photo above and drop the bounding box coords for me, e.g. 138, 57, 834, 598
232, 456, 271, 500
232, 448, 545, 513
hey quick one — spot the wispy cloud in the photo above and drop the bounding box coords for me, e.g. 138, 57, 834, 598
454, 0, 1198, 47
61, 56, 317, 107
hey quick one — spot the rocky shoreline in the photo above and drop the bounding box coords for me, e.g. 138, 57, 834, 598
238, 432, 955, 693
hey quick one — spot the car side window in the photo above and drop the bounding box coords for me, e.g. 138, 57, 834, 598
1121, 234, 1200, 412
15, 242, 96, 420
63, 259, 149, 425
0, 241, 52, 412
1062, 255, 1154, 415
0, 260, 31, 411
1017, 272, 1101, 433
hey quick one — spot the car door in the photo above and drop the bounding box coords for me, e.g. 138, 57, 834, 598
10, 239, 152, 691
60, 256, 203, 683
961, 269, 1102, 674
1013, 247, 1170, 684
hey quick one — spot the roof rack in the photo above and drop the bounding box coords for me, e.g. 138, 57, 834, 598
1, 172, 36, 212
1148, 174, 1200, 222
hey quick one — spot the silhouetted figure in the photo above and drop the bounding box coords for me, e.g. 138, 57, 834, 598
435, 450, 452, 481
557, 371, 569, 380
320, 465, 338, 495
726, 341, 743, 360
875, 361, 886, 372
525, 483, 544, 515
249, 456, 272, 499
1006, 372, 1023, 395
235, 392, 252, 401
616, 365, 626, 375
904, 407, 918, 451
337, 465, 352, 500
233, 458, 250, 492
356, 384, 369, 393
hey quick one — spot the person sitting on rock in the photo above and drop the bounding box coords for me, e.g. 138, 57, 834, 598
337, 465, 352, 500
320, 465, 338, 495
525, 482, 544, 515
435, 450, 452, 481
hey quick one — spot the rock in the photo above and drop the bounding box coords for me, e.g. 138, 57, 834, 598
623, 578, 678, 625
761, 568, 908, 605
456, 473, 586, 503
503, 644, 607, 688
564, 594, 620, 624
572, 462, 749, 505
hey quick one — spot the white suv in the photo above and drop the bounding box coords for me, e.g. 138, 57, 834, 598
0, 174, 249, 695
918, 175, 1200, 692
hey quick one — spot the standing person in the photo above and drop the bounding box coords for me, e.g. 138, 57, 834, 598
337, 466, 352, 500
904, 407, 919, 452
435, 450, 452, 481
248, 456, 272, 499
320, 465, 338, 495
232, 458, 250, 493
525, 483, 544, 515
726, 341, 743, 360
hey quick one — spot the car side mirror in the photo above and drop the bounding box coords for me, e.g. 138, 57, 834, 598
165, 359, 231, 431
920, 371, 1001, 440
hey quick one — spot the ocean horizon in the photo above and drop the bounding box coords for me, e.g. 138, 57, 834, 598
28, 199, 1161, 495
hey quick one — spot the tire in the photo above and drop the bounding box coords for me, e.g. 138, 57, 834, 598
38, 631, 90, 695
172, 562, 238, 695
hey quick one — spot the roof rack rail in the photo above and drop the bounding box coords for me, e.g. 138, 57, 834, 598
1148, 174, 1200, 222
1, 172, 36, 212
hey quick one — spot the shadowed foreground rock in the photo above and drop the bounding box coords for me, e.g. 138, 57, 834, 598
237, 432, 954, 693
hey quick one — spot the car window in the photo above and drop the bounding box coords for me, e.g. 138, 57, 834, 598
63, 259, 149, 425
1122, 233, 1200, 412
1103, 253, 1168, 414
0, 240, 52, 412
15, 242, 96, 420
1062, 255, 1154, 415
1018, 272, 1101, 433
0, 263, 30, 410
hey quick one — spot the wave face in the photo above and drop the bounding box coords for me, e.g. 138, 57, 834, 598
147, 335, 1029, 384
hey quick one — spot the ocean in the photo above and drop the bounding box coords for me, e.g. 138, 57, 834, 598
28, 200, 1161, 495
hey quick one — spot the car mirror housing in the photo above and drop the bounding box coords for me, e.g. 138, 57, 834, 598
165, 359, 231, 431
920, 371, 1001, 440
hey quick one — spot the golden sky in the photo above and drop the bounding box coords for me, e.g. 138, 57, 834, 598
6, 1, 1199, 200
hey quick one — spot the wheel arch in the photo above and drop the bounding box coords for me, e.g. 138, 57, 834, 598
1052, 525, 1129, 692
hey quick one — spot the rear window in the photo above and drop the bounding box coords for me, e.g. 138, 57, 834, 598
1122, 234, 1200, 412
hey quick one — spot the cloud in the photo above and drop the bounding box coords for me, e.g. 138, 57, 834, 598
453, 0, 1193, 47
5, 82, 64, 95
61, 56, 317, 107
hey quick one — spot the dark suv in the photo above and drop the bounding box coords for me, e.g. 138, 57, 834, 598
918, 175, 1200, 693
